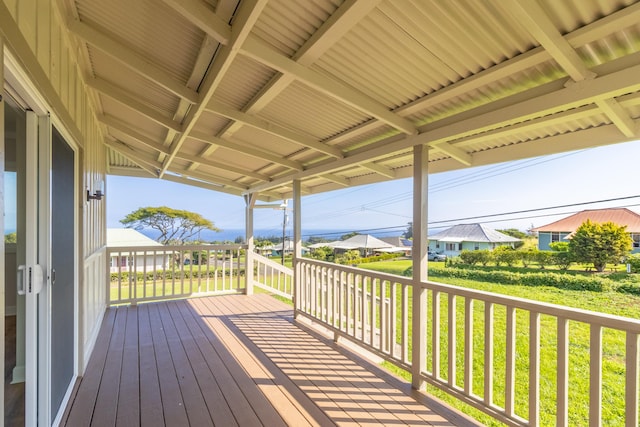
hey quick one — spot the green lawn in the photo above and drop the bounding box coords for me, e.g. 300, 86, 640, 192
358, 259, 640, 426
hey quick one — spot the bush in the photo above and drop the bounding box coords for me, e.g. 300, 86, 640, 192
534, 251, 554, 269
424, 266, 617, 292
551, 251, 574, 270
493, 246, 520, 267
459, 249, 492, 266
626, 253, 640, 273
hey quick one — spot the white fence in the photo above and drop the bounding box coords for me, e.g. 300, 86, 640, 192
296, 258, 640, 427
107, 244, 246, 305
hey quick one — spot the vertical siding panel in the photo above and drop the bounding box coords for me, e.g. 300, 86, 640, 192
60, 44, 68, 108
4, 0, 18, 20
18, 0, 37, 53
36, 0, 51, 76
50, 14, 61, 98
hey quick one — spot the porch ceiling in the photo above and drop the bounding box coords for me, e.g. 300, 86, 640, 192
60, 0, 640, 201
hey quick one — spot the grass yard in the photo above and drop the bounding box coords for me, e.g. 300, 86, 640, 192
358, 259, 640, 426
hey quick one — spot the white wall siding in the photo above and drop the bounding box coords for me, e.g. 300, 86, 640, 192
2, 0, 107, 372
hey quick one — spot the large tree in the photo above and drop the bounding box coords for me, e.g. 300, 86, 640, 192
121, 206, 219, 244
568, 220, 632, 272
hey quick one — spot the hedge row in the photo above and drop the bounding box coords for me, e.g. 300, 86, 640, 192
403, 266, 622, 293
111, 269, 244, 282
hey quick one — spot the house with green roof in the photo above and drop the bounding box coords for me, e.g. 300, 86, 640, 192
428, 224, 521, 258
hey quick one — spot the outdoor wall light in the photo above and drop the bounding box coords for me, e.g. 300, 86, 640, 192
87, 180, 105, 201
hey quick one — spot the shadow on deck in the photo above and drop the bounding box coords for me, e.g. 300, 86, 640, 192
62, 294, 478, 426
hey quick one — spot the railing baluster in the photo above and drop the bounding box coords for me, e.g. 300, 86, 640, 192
590, 324, 603, 427
464, 297, 474, 395
390, 281, 397, 357
557, 317, 569, 427
626, 332, 639, 427
530, 311, 540, 426
370, 276, 376, 348
402, 283, 409, 364
432, 290, 441, 378
484, 302, 494, 406
448, 293, 456, 388
505, 305, 516, 417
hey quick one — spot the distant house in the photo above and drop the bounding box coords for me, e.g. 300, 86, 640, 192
428, 224, 521, 257
380, 236, 412, 256
107, 228, 168, 273
308, 234, 404, 257
260, 240, 309, 257
532, 208, 640, 252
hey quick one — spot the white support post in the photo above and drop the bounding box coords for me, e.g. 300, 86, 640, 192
293, 179, 302, 317
411, 144, 428, 390
244, 193, 256, 295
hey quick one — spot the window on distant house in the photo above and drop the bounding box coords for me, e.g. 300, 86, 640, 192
551, 232, 561, 243
436, 243, 440, 249
474, 243, 480, 250
632, 233, 640, 248
446, 243, 456, 251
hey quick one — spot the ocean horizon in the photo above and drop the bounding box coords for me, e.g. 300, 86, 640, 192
137, 226, 406, 243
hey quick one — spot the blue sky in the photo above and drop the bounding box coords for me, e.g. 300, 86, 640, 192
107, 140, 640, 237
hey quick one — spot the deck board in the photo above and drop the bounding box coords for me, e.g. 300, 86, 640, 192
64, 294, 475, 426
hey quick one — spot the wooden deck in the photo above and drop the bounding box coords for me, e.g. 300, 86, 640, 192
62, 294, 476, 426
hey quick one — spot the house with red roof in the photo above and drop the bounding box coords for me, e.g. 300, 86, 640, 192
532, 208, 640, 252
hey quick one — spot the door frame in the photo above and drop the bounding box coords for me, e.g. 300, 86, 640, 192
4, 47, 81, 427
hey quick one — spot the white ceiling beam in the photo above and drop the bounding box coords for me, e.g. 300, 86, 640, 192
159, 0, 269, 177
507, 0, 595, 82
104, 139, 162, 175
206, 101, 343, 158
247, 56, 640, 194
362, 162, 396, 179
67, 20, 199, 103
162, 174, 244, 196
159, 0, 231, 44
189, 130, 304, 171
87, 77, 183, 133
108, 166, 157, 179
596, 98, 638, 137
320, 174, 350, 187
172, 168, 249, 191
429, 142, 472, 166
506, 0, 637, 138
98, 114, 171, 155
241, 36, 417, 136
174, 151, 270, 182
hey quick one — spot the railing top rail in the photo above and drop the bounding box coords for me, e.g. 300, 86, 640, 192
254, 253, 293, 272
297, 257, 640, 332
107, 243, 247, 253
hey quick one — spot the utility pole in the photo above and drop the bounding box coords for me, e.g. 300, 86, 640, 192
281, 200, 288, 265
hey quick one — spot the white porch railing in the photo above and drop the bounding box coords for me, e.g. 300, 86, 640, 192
107, 244, 246, 305
252, 253, 294, 298
296, 258, 640, 427
105, 248, 640, 426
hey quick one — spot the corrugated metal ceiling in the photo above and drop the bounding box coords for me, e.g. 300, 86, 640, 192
57, 0, 640, 201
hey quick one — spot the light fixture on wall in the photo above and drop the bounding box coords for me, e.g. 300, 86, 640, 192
87, 180, 105, 201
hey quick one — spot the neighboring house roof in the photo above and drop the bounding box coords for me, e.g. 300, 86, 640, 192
107, 228, 163, 247
429, 224, 521, 243
333, 234, 394, 250
380, 236, 412, 248
532, 208, 640, 233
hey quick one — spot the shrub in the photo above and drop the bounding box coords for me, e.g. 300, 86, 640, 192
551, 251, 574, 270
625, 253, 640, 273
459, 249, 492, 266
520, 248, 538, 268
493, 246, 519, 267
534, 250, 553, 269
426, 266, 617, 292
